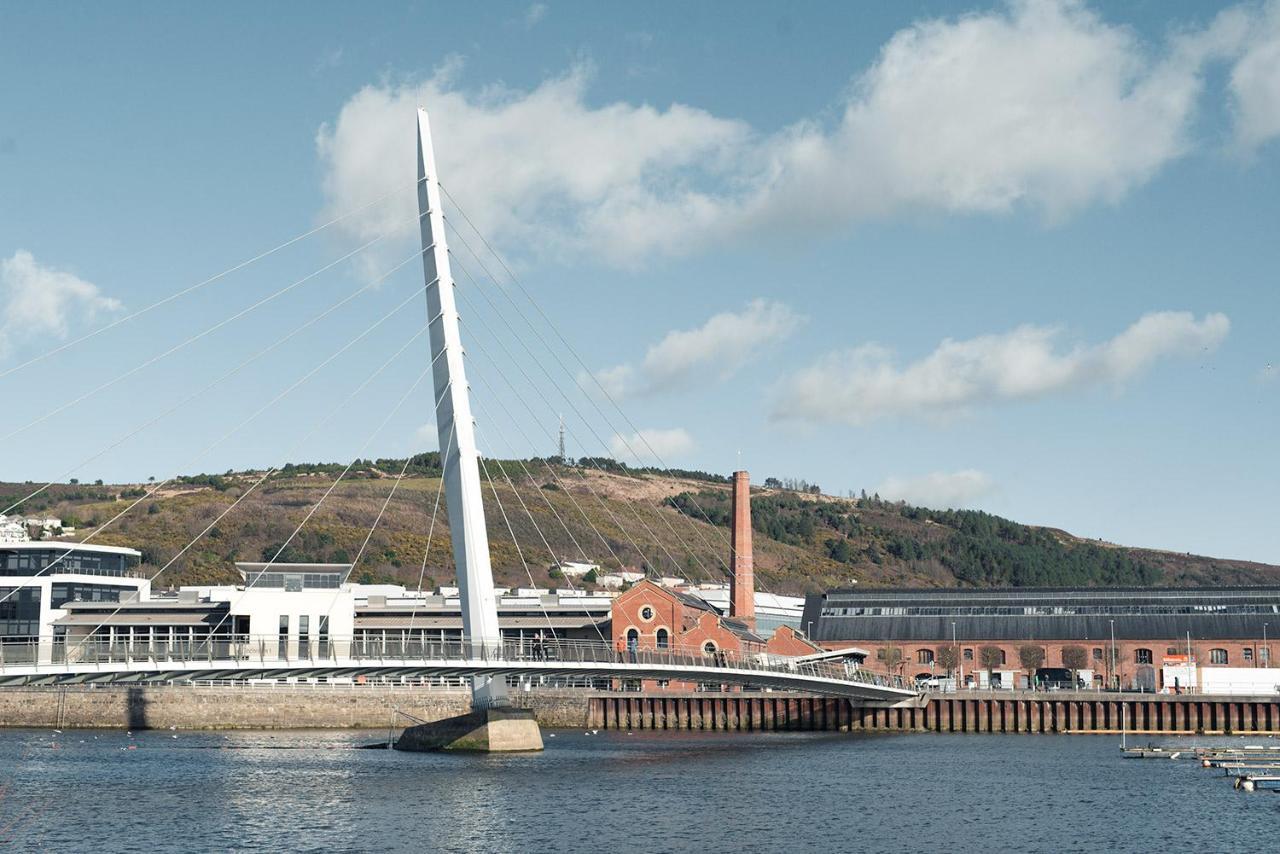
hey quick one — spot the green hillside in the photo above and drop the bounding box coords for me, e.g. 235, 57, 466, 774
5, 459, 1278, 594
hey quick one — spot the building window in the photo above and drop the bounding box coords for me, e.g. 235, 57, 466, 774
963, 648, 974, 661
1135, 648, 1153, 665
703, 641, 717, 655
655, 628, 669, 649
1210, 648, 1229, 665
1243, 648, 1253, 662
1092, 648, 1103, 661
298, 615, 310, 658
1166, 647, 1179, 655
626, 628, 639, 651
917, 649, 934, 665
639, 605, 655, 621
277, 615, 289, 659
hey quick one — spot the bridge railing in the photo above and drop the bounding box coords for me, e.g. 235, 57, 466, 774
0, 634, 913, 691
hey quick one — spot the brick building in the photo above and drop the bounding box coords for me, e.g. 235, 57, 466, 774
611, 579, 820, 659
609, 471, 821, 687
802, 586, 1280, 691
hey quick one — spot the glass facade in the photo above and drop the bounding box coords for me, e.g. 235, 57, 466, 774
245, 571, 341, 590
0, 587, 41, 637
49, 583, 133, 608
0, 548, 139, 577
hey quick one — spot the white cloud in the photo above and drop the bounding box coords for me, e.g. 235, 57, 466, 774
524, 3, 548, 28
315, 64, 748, 273
316, 1, 1262, 267
1226, 1, 1280, 153
608, 427, 694, 463
772, 311, 1230, 425
875, 469, 995, 509
0, 250, 121, 356
588, 299, 802, 398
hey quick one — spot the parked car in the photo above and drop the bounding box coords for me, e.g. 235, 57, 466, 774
1035, 667, 1075, 690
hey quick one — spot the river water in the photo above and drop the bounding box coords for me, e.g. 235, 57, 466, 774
1, 728, 1275, 852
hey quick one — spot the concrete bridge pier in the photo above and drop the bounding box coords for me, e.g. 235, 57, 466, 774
395, 707, 543, 753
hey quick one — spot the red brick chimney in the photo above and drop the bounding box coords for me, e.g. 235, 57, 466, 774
729, 470, 754, 628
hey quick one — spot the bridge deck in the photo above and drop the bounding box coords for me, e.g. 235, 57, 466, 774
0, 637, 916, 701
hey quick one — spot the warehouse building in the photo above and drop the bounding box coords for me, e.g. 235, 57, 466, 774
802, 586, 1280, 691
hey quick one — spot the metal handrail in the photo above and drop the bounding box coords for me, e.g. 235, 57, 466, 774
0, 634, 914, 692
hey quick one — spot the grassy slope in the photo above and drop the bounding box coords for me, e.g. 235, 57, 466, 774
7, 464, 1278, 595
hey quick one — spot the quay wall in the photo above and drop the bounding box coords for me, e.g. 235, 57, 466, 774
0, 686, 591, 731
5, 687, 1279, 734
587, 691, 1280, 735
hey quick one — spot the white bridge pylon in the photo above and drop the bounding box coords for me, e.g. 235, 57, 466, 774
417, 107, 506, 709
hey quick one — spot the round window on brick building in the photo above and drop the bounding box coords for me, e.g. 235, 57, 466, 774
703, 641, 717, 655
639, 605, 655, 622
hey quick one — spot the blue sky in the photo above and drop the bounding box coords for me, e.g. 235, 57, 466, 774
1, 1, 1277, 564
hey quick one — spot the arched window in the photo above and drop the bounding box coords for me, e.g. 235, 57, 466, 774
1134, 648, 1153, 665
1209, 648, 1229, 665
626, 628, 639, 651
655, 628, 669, 649
917, 649, 935, 665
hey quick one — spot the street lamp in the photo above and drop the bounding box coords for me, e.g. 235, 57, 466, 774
952, 621, 962, 691
1109, 619, 1117, 691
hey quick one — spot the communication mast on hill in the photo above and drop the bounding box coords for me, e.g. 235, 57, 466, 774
558, 414, 566, 462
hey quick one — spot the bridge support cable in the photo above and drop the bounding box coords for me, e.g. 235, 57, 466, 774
0, 204, 437, 446
453, 285, 700, 584
0, 176, 425, 382
319, 394, 441, 632
61, 322, 442, 656
437, 187, 742, 572
0, 272, 433, 612
463, 350, 728, 619
464, 370, 629, 576
470, 416, 610, 646
440, 245, 731, 584
405, 420, 455, 641
193, 354, 446, 650
475, 452, 563, 643
1, 246, 438, 519
449, 280, 675, 581
469, 391, 609, 579
448, 257, 723, 586
445, 238, 795, 607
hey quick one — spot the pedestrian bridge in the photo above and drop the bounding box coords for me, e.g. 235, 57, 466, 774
0, 636, 916, 701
